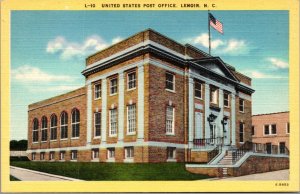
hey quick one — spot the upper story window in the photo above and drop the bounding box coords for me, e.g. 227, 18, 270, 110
210, 87, 218, 104
286, 122, 290, 134
127, 104, 136, 135
50, 114, 57, 140
165, 72, 175, 91
71, 108, 80, 138
60, 111, 68, 139
224, 92, 230, 107
127, 71, 136, 90
94, 112, 101, 137
94, 83, 101, 99
166, 106, 175, 135
32, 118, 39, 142
110, 78, 118, 95
239, 98, 245, 112
41, 116, 48, 142
195, 81, 202, 99
109, 109, 117, 137
264, 124, 277, 135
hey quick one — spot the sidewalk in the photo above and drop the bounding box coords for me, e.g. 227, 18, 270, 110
10, 166, 83, 181
214, 169, 289, 180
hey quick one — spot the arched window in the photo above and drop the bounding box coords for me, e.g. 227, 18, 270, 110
32, 118, 39, 142
71, 108, 80, 138
60, 111, 68, 139
41, 116, 48, 141
50, 114, 57, 140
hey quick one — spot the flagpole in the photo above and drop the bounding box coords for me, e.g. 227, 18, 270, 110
208, 10, 211, 56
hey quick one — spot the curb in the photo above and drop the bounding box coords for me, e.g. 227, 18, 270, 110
10, 166, 84, 181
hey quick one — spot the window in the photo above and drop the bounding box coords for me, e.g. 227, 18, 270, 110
127, 105, 136, 134
50, 114, 57, 140
60, 111, 68, 139
94, 83, 101, 99
32, 118, 39, 142
279, 142, 286, 154
167, 147, 176, 159
165, 72, 175, 91
72, 109, 80, 138
195, 81, 202, 99
41, 116, 48, 141
60, 151, 65, 160
125, 147, 134, 159
94, 112, 101, 137
239, 98, 244, 112
109, 109, 117, 136
49, 152, 55, 160
239, 122, 244, 143
224, 93, 230, 107
251, 126, 255, 136
40, 152, 45, 160
32, 153, 36, 160
286, 122, 290, 134
166, 106, 175, 135
71, 150, 77, 160
107, 148, 115, 159
92, 149, 99, 159
127, 71, 136, 90
264, 124, 277, 135
110, 78, 118, 95
210, 87, 218, 104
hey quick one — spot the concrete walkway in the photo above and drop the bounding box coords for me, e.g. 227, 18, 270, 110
215, 169, 289, 180
10, 166, 83, 181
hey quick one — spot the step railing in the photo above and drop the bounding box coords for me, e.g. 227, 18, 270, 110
207, 145, 222, 163
232, 141, 253, 164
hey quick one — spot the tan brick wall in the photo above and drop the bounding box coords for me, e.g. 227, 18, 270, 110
190, 151, 209, 163
236, 96, 252, 147
28, 87, 87, 151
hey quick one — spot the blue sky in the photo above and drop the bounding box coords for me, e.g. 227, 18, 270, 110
11, 11, 289, 140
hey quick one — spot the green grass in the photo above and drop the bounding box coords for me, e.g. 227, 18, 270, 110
10, 175, 20, 181
11, 161, 211, 181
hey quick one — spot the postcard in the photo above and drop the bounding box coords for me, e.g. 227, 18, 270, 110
1, 0, 299, 192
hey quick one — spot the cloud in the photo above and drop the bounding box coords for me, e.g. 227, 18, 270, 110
46, 35, 123, 60
185, 33, 249, 55
267, 57, 289, 69
242, 70, 288, 79
12, 65, 74, 82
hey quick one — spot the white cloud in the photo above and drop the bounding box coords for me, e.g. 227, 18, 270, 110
185, 33, 249, 55
12, 65, 74, 82
242, 70, 287, 79
267, 57, 289, 69
46, 35, 123, 60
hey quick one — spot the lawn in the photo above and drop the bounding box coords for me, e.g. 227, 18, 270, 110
11, 161, 210, 181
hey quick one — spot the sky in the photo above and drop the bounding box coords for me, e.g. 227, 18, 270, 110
11, 11, 289, 140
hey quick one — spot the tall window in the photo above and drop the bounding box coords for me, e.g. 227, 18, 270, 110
195, 81, 202, 99
94, 83, 101, 99
166, 106, 175, 135
32, 118, 39, 142
60, 111, 68, 139
109, 109, 117, 136
286, 122, 290, 134
94, 112, 101, 137
125, 147, 134, 159
127, 105, 136, 134
210, 87, 218, 104
264, 124, 277, 135
41, 116, 48, 141
127, 71, 136, 90
239, 122, 244, 143
224, 93, 230, 107
72, 109, 80, 138
239, 98, 244, 112
251, 126, 255, 136
166, 72, 175, 91
110, 78, 118, 95
50, 114, 57, 140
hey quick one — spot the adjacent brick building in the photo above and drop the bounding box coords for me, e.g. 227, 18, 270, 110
27, 29, 254, 163
252, 111, 289, 154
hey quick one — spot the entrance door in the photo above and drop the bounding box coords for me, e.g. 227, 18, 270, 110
210, 123, 216, 144
224, 120, 230, 145
195, 112, 203, 139
266, 143, 272, 154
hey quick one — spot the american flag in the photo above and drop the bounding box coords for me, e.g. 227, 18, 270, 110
209, 13, 223, 34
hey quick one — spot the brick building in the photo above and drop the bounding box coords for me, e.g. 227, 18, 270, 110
27, 29, 254, 163
252, 112, 289, 154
